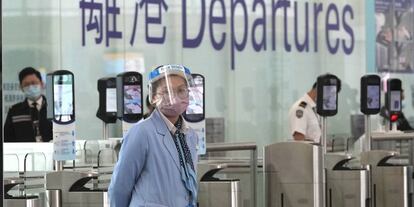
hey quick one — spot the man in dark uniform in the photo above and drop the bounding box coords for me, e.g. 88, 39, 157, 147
4, 67, 53, 142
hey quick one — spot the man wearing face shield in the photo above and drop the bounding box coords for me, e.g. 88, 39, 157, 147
4, 67, 53, 142
109, 65, 199, 207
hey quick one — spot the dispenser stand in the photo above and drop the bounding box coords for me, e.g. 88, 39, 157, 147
321, 117, 328, 154
102, 122, 110, 140
364, 115, 372, 151
321, 116, 327, 207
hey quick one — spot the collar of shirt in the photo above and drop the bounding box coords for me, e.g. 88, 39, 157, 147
304, 93, 316, 108
157, 108, 189, 134
27, 96, 43, 111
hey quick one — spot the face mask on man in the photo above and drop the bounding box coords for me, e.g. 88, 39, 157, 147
23, 84, 42, 101
157, 95, 189, 117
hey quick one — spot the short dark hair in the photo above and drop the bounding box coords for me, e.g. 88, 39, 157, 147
312, 82, 317, 89
18, 67, 42, 84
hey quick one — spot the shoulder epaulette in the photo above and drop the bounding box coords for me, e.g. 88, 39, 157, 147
299, 101, 307, 108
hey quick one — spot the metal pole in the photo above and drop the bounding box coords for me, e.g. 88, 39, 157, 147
106, 123, 110, 139
103, 122, 106, 140
250, 148, 257, 207
410, 139, 414, 169
103, 122, 109, 140
54, 160, 63, 171
384, 119, 390, 132
364, 115, 372, 151
321, 117, 327, 207
322, 117, 328, 154
206, 142, 257, 151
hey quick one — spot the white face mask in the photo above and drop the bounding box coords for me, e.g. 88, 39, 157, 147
23, 84, 42, 101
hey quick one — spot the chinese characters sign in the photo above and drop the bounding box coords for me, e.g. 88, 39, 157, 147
80, 0, 357, 70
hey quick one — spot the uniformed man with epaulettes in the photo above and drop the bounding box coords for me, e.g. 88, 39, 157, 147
288, 82, 321, 143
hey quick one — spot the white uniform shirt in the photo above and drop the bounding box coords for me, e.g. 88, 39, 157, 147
288, 93, 321, 143
27, 96, 43, 111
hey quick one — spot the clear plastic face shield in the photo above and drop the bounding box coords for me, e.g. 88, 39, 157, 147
149, 65, 199, 117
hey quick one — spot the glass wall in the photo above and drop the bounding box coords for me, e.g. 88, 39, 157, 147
3, 0, 414, 151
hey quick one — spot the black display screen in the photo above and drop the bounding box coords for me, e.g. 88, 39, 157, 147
316, 74, 339, 116
390, 91, 401, 111
183, 74, 205, 122
53, 74, 74, 116
186, 75, 204, 115
116, 72, 143, 123
123, 85, 142, 114
322, 85, 337, 111
367, 85, 380, 109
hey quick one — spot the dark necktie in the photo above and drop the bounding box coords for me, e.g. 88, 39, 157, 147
31, 102, 41, 141
172, 118, 197, 204
173, 118, 195, 171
